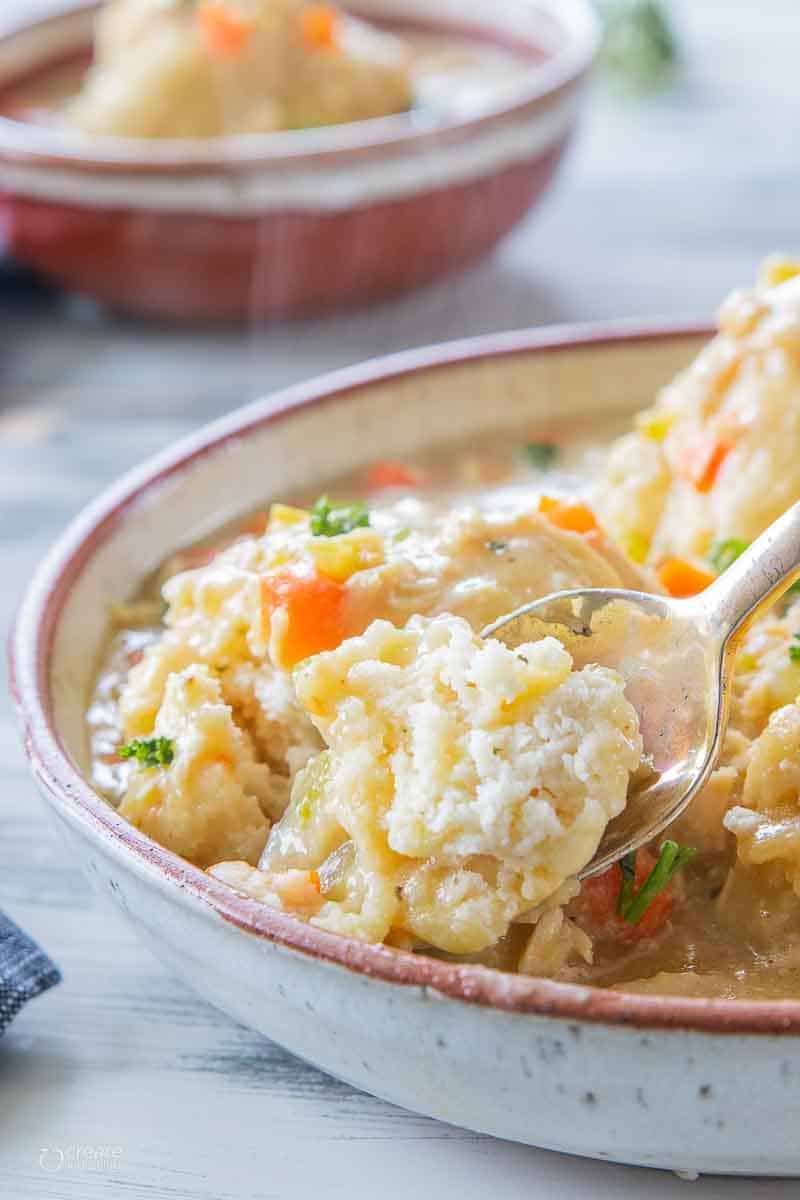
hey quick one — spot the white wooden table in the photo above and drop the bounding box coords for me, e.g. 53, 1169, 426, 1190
2, 2, 800, 1195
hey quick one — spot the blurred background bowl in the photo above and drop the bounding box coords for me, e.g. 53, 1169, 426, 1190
0, 0, 599, 323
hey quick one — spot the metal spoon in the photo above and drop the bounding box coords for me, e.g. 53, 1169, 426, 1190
482, 501, 800, 878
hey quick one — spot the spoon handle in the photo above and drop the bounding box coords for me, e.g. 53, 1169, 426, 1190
697, 499, 800, 643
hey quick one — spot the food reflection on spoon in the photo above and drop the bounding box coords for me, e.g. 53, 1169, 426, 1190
485, 498, 800, 877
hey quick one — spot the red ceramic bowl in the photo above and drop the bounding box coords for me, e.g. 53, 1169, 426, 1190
0, 0, 598, 322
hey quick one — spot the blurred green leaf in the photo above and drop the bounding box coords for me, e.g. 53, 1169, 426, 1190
599, 0, 678, 94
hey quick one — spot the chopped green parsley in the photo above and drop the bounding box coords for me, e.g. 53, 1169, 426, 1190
310, 496, 370, 538
524, 442, 559, 470
119, 737, 175, 770
617, 840, 696, 924
789, 633, 800, 664
600, 0, 678, 93
708, 538, 748, 574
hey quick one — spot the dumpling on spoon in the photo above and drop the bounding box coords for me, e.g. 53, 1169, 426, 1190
211, 613, 643, 955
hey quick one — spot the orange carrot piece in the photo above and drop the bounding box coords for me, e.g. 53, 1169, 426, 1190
273, 869, 324, 911
681, 437, 731, 493
261, 567, 348, 667
657, 557, 715, 597
580, 862, 620, 926
365, 460, 428, 491
210, 754, 235, 770
237, 511, 269, 538
538, 494, 600, 535
300, 4, 339, 49
196, 3, 254, 57
580, 850, 674, 942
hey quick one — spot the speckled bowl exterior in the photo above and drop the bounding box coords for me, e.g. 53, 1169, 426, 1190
0, 0, 597, 323
11, 325, 800, 1175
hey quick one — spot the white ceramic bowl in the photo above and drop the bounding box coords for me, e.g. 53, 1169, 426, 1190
11, 325, 800, 1176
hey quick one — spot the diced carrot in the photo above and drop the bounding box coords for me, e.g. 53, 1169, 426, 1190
196, 3, 254, 57
127, 649, 144, 668
300, 4, 340, 50
272, 868, 324, 912
261, 566, 348, 668
238, 511, 269, 538
538, 494, 600, 535
680, 437, 730, 493
580, 862, 620, 925
657, 557, 715, 597
634, 891, 674, 939
580, 850, 674, 942
365, 460, 428, 491
582, 529, 607, 553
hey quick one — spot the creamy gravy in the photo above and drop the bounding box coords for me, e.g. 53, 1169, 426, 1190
87, 425, 800, 1000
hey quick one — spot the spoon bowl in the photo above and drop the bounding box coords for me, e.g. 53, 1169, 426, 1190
483, 499, 800, 876
483, 588, 721, 875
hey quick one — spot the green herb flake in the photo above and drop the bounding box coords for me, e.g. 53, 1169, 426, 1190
789, 633, 800, 664
600, 0, 678, 94
293, 750, 329, 824
524, 442, 559, 470
487, 539, 508, 554
616, 851, 637, 917
394, 527, 411, 543
119, 736, 175, 770
708, 538, 749, 574
310, 495, 370, 538
617, 841, 696, 924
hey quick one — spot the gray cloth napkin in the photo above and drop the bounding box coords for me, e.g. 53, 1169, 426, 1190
0, 910, 61, 1036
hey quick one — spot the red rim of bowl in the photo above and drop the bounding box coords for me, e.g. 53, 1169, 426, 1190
12, 319, 800, 1036
0, 0, 599, 171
